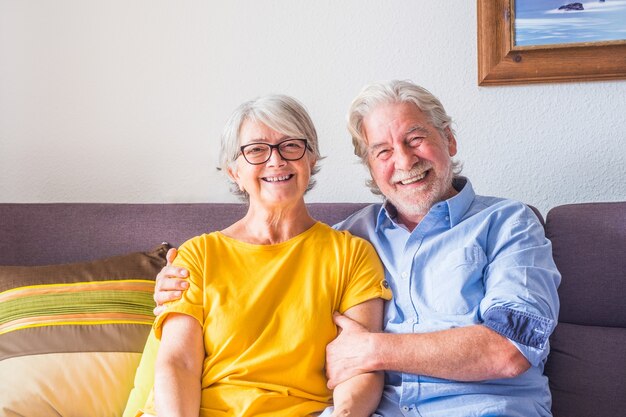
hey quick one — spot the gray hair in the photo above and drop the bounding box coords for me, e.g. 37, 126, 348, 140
347, 80, 462, 194
219, 94, 322, 200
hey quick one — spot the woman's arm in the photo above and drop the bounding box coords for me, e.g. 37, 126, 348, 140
329, 298, 384, 417
154, 313, 204, 417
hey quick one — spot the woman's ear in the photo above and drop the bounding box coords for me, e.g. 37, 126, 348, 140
227, 166, 244, 191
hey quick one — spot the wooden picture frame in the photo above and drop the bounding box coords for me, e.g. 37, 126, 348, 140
477, 0, 626, 86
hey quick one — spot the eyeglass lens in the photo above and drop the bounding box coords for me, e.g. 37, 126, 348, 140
241, 139, 307, 164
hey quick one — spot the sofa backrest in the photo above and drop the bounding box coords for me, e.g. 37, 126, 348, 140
0, 202, 545, 266
544, 202, 626, 417
0, 203, 369, 266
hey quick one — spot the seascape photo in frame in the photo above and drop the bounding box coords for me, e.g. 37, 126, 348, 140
514, 0, 626, 47
477, 0, 626, 85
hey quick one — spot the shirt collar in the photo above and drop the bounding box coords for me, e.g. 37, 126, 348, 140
447, 176, 474, 226
375, 202, 396, 232
375, 176, 475, 231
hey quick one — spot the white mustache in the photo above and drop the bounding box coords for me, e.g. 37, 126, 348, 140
390, 164, 431, 183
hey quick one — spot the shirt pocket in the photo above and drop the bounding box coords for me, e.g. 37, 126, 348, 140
428, 246, 487, 315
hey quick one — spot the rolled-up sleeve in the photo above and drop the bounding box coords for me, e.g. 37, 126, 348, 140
479, 206, 561, 366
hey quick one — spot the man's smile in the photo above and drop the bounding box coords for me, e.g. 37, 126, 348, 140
397, 170, 429, 186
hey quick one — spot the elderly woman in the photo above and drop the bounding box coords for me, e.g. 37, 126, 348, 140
140, 95, 391, 417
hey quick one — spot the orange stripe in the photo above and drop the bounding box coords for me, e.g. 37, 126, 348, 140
0, 313, 154, 334
3, 312, 153, 326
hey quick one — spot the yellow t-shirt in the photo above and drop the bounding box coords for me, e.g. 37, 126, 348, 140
143, 222, 391, 417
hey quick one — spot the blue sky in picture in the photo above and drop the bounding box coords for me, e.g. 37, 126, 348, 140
514, 0, 626, 46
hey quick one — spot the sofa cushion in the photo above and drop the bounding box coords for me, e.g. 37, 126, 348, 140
545, 202, 626, 417
545, 322, 626, 417
123, 328, 160, 417
546, 202, 626, 326
0, 244, 168, 417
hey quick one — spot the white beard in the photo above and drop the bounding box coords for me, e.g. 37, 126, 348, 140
387, 162, 455, 221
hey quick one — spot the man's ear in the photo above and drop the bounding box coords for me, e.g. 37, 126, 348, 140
444, 127, 458, 157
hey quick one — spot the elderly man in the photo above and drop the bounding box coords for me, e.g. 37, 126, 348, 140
155, 80, 560, 416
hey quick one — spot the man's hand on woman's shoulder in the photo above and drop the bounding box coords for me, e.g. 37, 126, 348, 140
153, 248, 189, 315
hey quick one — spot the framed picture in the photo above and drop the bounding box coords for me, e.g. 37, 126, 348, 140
477, 0, 626, 85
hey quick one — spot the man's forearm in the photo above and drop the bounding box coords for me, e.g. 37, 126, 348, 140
368, 325, 530, 381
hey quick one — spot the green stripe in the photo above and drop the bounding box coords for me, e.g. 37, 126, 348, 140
0, 290, 155, 325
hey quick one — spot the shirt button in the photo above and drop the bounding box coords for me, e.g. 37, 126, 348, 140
401, 272, 408, 279
402, 406, 410, 412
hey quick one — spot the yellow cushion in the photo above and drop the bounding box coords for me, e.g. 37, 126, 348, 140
122, 328, 160, 417
0, 352, 141, 415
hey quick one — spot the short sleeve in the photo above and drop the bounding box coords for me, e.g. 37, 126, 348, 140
339, 235, 392, 313
153, 237, 205, 339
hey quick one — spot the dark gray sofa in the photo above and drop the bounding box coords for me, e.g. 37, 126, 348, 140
0, 201, 624, 416
543, 202, 626, 416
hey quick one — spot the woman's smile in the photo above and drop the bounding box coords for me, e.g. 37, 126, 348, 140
261, 174, 295, 183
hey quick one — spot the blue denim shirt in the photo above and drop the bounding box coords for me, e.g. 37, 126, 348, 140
334, 177, 561, 417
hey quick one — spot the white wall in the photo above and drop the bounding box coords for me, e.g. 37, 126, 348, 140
1, 0, 625, 216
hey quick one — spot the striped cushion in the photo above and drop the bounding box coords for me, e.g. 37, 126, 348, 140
0, 244, 168, 417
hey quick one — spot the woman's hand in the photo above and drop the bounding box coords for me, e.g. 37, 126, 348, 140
153, 248, 190, 315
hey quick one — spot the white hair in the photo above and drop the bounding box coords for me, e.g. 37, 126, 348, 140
219, 94, 322, 200
347, 80, 462, 194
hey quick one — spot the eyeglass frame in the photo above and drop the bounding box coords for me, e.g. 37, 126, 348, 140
238, 138, 313, 165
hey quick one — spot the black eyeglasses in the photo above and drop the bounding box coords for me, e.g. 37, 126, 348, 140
239, 138, 311, 165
